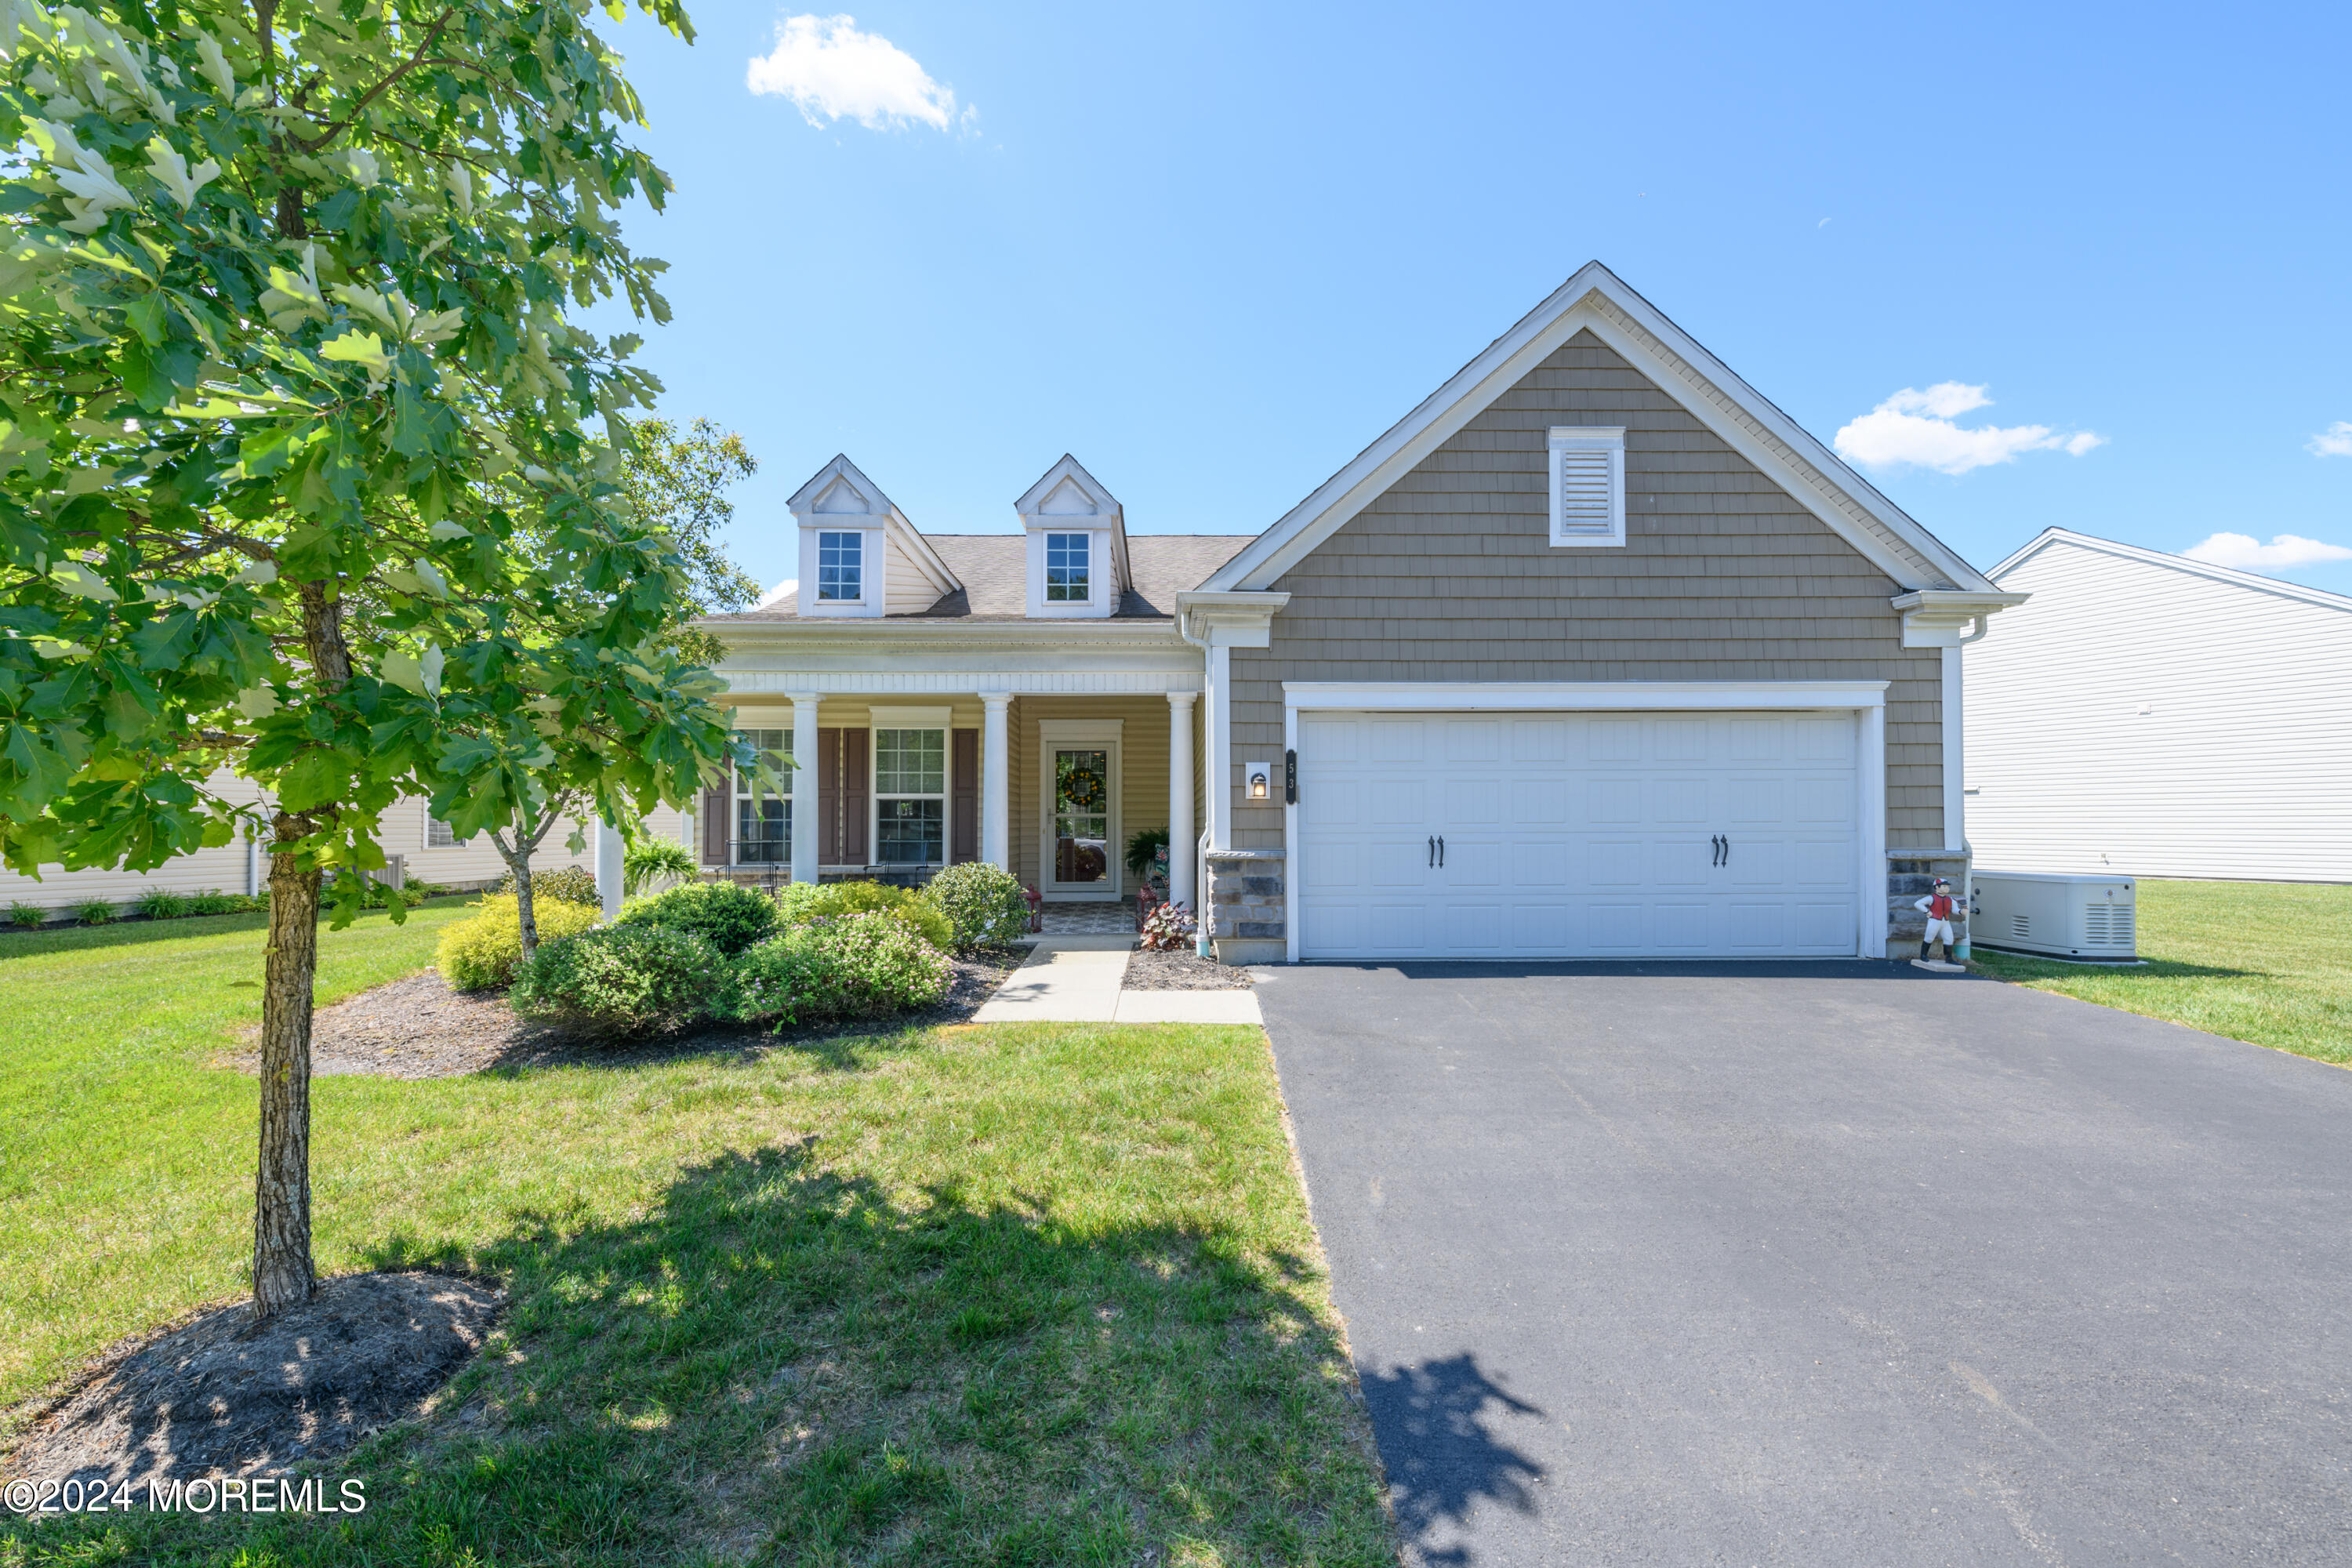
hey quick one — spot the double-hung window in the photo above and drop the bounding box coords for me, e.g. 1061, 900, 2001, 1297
1044, 532, 1091, 602
733, 728, 791, 865
874, 728, 946, 865
816, 531, 864, 601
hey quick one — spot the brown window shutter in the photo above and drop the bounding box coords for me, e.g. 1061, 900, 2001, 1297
840, 728, 870, 866
702, 785, 728, 865
818, 728, 841, 867
951, 728, 978, 863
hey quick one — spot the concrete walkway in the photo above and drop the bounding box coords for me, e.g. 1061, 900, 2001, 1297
971, 938, 1263, 1025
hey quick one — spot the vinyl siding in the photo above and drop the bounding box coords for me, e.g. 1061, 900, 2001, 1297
1966, 538, 2352, 881
884, 532, 940, 615
1006, 695, 1173, 896
0, 776, 683, 916
1228, 328, 1944, 849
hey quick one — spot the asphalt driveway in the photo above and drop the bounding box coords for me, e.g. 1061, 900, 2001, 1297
1257, 961, 2352, 1566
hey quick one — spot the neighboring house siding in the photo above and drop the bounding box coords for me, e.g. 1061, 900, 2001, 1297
1229, 328, 1944, 850
0, 779, 681, 913
1967, 539, 2352, 882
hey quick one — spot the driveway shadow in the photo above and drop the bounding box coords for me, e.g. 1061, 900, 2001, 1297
1360, 1353, 1545, 1563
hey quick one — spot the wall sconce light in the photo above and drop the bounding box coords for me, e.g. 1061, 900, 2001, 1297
1244, 761, 1272, 801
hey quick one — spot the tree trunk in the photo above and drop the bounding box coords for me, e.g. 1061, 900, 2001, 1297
253, 836, 319, 1319
506, 840, 539, 960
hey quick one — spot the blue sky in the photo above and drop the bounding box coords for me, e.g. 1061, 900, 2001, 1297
588, 1, 2352, 600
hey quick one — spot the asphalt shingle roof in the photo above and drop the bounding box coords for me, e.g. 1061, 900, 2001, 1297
712, 534, 1248, 622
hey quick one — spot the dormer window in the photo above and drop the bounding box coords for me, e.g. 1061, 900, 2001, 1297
816, 530, 863, 601
1045, 532, 1091, 602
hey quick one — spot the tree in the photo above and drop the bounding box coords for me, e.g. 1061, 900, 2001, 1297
0, 0, 744, 1318
468, 412, 764, 956
619, 414, 759, 663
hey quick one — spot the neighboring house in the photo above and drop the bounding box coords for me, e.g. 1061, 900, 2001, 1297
1966, 528, 2352, 883
702, 261, 2020, 961
0, 771, 684, 913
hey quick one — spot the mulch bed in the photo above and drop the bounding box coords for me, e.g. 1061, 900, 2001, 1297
224, 952, 1025, 1080
3, 1272, 502, 1487
1123, 949, 1255, 990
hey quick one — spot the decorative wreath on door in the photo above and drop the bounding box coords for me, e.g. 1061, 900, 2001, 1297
1058, 757, 1106, 812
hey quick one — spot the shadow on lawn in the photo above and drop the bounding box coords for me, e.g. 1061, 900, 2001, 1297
0, 897, 474, 963
274, 1139, 1389, 1566
1972, 953, 2262, 983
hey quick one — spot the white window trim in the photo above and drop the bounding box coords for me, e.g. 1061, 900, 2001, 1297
1025, 525, 1112, 619
871, 724, 949, 869
423, 802, 466, 849
1037, 717, 1123, 900
796, 524, 883, 617
732, 728, 793, 869
815, 528, 867, 603
1044, 530, 1093, 605
1548, 426, 1627, 549
1277, 680, 1888, 963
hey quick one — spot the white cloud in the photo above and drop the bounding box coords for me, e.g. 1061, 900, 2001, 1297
2308, 421, 2352, 458
1832, 382, 2105, 476
758, 577, 797, 608
746, 14, 968, 132
2181, 532, 2352, 570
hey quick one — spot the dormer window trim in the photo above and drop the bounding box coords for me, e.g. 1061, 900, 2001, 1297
1044, 532, 1091, 603
815, 529, 865, 602
1016, 455, 1129, 620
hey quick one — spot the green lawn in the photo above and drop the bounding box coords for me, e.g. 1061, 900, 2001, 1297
0, 909, 1391, 1566
1972, 878, 2352, 1066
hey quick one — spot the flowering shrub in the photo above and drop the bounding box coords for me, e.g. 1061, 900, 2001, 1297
488, 865, 603, 908
728, 912, 952, 1031
437, 895, 601, 992
1138, 901, 1197, 953
777, 880, 956, 954
512, 924, 724, 1036
618, 879, 778, 956
920, 862, 1032, 953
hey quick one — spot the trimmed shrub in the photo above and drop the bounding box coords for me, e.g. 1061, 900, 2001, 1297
487, 864, 603, 908
8, 901, 46, 930
728, 911, 952, 1031
920, 862, 1031, 952
436, 894, 601, 992
777, 880, 955, 955
73, 899, 115, 926
136, 889, 194, 920
511, 924, 724, 1036
618, 879, 777, 956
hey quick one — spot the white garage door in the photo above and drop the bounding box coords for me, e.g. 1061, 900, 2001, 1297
1296, 710, 1861, 960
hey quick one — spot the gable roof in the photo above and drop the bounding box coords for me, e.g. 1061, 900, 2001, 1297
1991, 527, 2352, 615
709, 534, 1247, 623
785, 453, 962, 599
1203, 260, 1998, 594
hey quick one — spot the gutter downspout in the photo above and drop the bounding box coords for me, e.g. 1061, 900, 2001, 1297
1952, 613, 1989, 960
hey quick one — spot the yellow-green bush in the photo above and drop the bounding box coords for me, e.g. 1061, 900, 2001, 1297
436, 894, 601, 991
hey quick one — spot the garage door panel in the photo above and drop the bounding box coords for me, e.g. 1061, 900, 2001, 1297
1588, 779, 1642, 823
1368, 779, 1427, 824
1651, 838, 1711, 887
1652, 779, 1709, 823
1296, 708, 1861, 960
1727, 838, 1788, 887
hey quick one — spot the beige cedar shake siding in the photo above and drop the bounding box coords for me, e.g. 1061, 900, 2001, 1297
1227, 328, 1947, 851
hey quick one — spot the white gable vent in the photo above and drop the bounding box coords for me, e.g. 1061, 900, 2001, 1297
1548, 426, 1627, 548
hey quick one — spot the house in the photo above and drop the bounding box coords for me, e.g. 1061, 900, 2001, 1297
1965, 528, 2352, 883
0, 771, 682, 916
700, 262, 2022, 961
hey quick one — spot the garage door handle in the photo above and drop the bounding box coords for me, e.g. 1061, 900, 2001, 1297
1427, 835, 1435, 868
1438, 835, 1446, 867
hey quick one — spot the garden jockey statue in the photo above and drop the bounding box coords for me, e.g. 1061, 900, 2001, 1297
1914, 878, 1963, 963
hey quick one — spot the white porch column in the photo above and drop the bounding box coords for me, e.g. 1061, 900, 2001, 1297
1167, 691, 1197, 909
1203, 645, 1232, 851
789, 691, 820, 884
595, 818, 624, 920
980, 691, 1011, 870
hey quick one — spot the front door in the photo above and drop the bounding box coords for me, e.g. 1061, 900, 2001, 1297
1040, 727, 1121, 900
